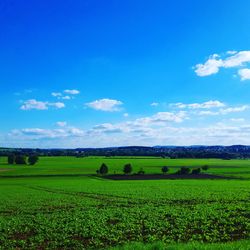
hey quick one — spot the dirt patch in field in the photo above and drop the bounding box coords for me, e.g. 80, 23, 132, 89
102, 173, 236, 180
0, 168, 11, 172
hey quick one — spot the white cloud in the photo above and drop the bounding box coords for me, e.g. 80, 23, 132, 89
50, 102, 65, 109
61, 95, 71, 100
172, 100, 225, 109
195, 54, 223, 76
194, 51, 250, 79
198, 105, 249, 116
20, 99, 65, 110
56, 121, 67, 127
20, 99, 48, 110
86, 98, 123, 112
11, 126, 85, 139
64, 89, 80, 95
151, 102, 159, 107
123, 113, 129, 117
230, 118, 245, 122
238, 68, 250, 81
52, 92, 62, 97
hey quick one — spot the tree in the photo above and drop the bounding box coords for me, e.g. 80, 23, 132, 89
28, 155, 39, 165
202, 165, 209, 171
15, 155, 26, 165
99, 163, 108, 175
176, 167, 190, 175
123, 163, 132, 174
8, 154, 15, 164
161, 166, 169, 174
191, 168, 201, 174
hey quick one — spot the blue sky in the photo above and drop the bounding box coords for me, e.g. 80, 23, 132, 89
1, 0, 250, 147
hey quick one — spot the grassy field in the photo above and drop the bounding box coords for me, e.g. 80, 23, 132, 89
1, 156, 250, 178
0, 156, 249, 249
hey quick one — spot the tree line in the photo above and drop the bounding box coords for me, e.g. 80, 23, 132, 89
96, 163, 209, 175
7, 154, 39, 165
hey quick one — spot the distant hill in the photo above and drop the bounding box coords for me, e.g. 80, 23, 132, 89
1, 145, 250, 159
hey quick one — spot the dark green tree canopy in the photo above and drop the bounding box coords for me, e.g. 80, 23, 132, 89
123, 163, 132, 174
7, 154, 15, 164
15, 155, 27, 165
28, 155, 39, 165
161, 166, 169, 174
99, 163, 108, 175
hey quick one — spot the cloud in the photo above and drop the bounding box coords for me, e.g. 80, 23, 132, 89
238, 68, 250, 81
172, 100, 225, 109
86, 98, 123, 112
64, 89, 80, 95
194, 51, 250, 79
20, 99, 65, 110
51, 92, 62, 97
20, 99, 48, 110
135, 111, 187, 125
151, 102, 159, 107
61, 95, 71, 100
123, 113, 129, 117
230, 118, 245, 122
56, 121, 67, 127
195, 54, 223, 76
11, 126, 84, 139
198, 105, 249, 116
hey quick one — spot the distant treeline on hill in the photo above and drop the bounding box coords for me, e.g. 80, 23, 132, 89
1, 145, 250, 159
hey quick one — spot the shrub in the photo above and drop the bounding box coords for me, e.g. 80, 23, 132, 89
137, 168, 145, 175
202, 165, 209, 171
123, 163, 132, 174
28, 155, 39, 165
7, 154, 15, 164
161, 166, 169, 174
176, 167, 190, 175
191, 168, 201, 174
15, 155, 27, 165
99, 163, 108, 175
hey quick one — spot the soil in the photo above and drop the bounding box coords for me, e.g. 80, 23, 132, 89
102, 173, 236, 180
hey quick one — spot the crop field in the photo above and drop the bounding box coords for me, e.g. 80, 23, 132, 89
0, 156, 249, 249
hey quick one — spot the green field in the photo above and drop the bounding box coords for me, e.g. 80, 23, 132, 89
0, 156, 249, 249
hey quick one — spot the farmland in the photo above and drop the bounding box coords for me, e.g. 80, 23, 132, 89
0, 156, 249, 249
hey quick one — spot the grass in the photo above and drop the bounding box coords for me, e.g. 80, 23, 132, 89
0, 156, 249, 249
1, 156, 250, 178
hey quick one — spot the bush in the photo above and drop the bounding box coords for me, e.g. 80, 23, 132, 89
15, 155, 26, 165
7, 154, 15, 164
176, 167, 190, 175
161, 166, 169, 174
202, 165, 209, 171
137, 168, 145, 175
99, 163, 108, 175
191, 168, 201, 174
123, 163, 132, 174
28, 155, 39, 165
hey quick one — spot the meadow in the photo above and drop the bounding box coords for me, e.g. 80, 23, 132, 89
0, 156, 249, 249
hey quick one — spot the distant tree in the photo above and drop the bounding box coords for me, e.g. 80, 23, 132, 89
161, 166, 169, 174
28, 155, 39, 165
202, 165, 209, 171
99, 163, 108, 175
123, 163, 132, 174
96, 169, 100, 175
15, 155, 26, 165
177, 167, 190, 175
8, 154, 15, 164
191, 168, 201, 174
137, 168, 145, 175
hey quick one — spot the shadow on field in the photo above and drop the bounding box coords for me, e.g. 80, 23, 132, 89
102, 173, 237, 180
